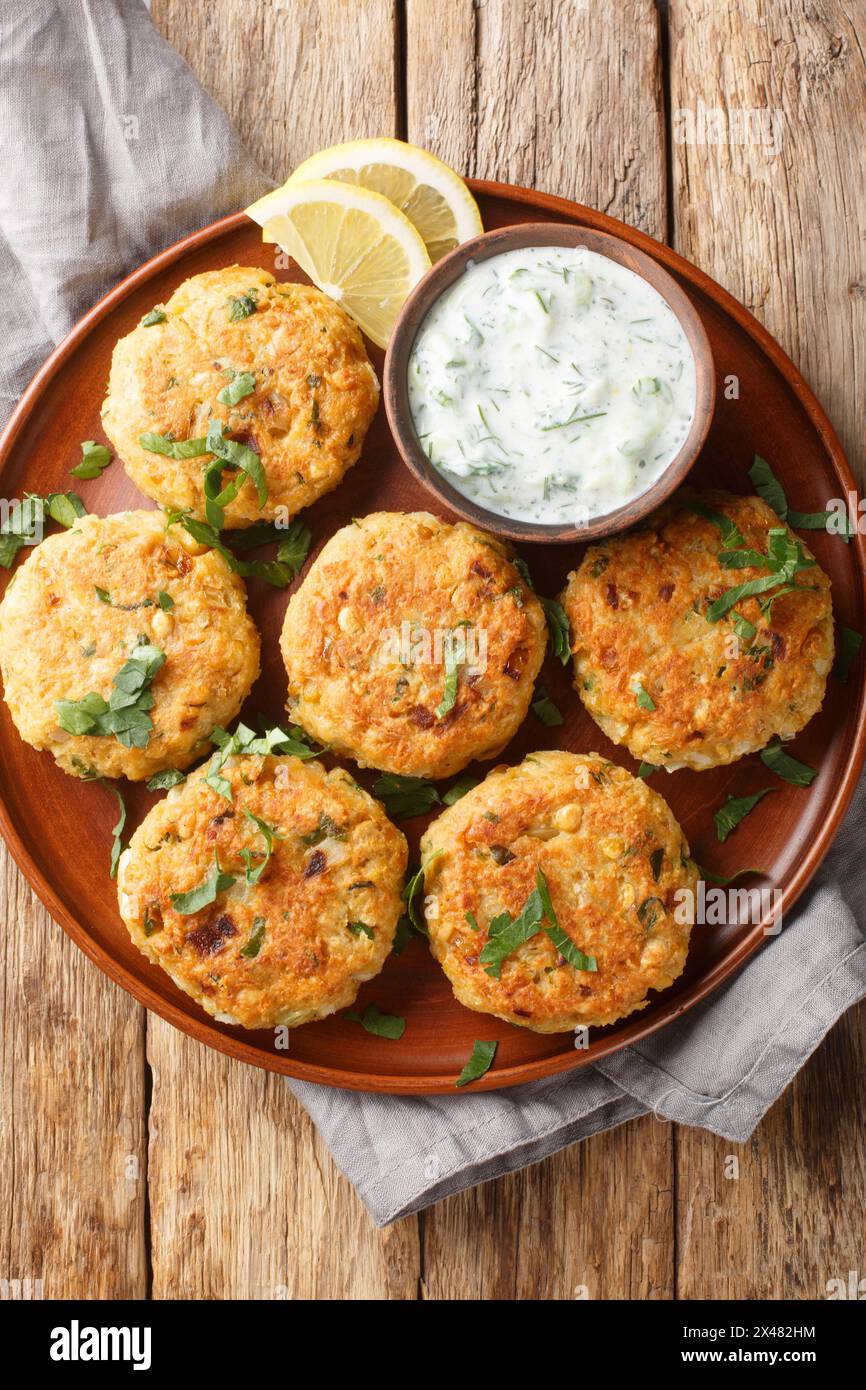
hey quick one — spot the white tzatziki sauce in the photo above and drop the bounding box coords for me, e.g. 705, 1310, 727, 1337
407, 245, 697, 526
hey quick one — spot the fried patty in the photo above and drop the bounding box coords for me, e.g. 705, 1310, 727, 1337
117, 753, 408, 1029
561, 491, 834, 770
279, 511, 548, 779
421, 750, 697, 1032
102, 266, 379, 527
0, 510, 259, 780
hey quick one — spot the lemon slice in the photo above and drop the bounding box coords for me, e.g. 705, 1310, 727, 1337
246, 178, 431, 348
287, 138, 483, 263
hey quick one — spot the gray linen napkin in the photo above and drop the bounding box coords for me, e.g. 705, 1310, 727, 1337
3, 0, 864, 1228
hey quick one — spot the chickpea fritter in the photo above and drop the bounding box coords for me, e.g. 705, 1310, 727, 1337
117, 753, 408, 1029
102, 266, 379, 526
561, 491, 834, 770
279, 511, 548, 780
0, 510, 259, 781
422, 750, 697, 1032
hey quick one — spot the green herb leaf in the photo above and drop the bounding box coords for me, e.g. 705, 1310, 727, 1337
157, 590, 174, 611
0, 493, 86, 568
206, 419, 268, 509
650, 847, 664, 880
94, 586, 112, 604
240, 810, 283, 885
169, 850, 237, 915
684, 501, 746, 548
540, 596, 571, 665
634, 682, 656, 711
345, 1003, 405, 1040
731, 611, 757, 642
348, 921, 375, 940
401, 851, 443, 933
696, 864, 767, 885
455, 1040, 498, 1088
300, 812, 347, 846
442, 775, 480, 805
141, 308, 167, 326
276, 519, 312, 576
55, 639, 166, 749
217, 371, 256, 406
531, 684, 564, 726
637, 762, 659, 778
479, 887, 544, 979
46, 491, 86, 528
240, 916, 267, 958
435, 634, 461, 718
536, 867, 596, 970
146, 768, 186, 791
759, 737, 817, 787
373, 773, 441, 820
140, 432, 209, 460
228, 290, 258, 321
748, 455, 788, 519
203, 721, 322, 802
834, 626, 862, 681
637, 895, 664, 930
108, 786, 126, 879
391, 916, 414, 955
71, 440, 112, 480
713, 788, 775, 843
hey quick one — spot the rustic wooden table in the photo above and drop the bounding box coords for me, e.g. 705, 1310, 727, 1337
2, 0, 864, 1300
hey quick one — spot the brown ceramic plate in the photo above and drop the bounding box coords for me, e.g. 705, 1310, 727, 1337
1, 181, 864, 1095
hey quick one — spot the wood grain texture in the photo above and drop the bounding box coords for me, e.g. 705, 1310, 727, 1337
151, 0, 399, 181
406, 0, 666, 234
407, 0, 675, 1298
669, 0, 866, 1299
147, 0, 414, 1300
0, 856, 147, 1299
669, 0, 866, 482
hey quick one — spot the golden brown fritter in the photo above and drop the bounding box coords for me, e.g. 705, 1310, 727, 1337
280, 511, 548, 779
0, 510, 259, 781
561, 491, 834, 770
422, 750, 697, 1032
117, 753, 407, 1029
102, 266, 379, 526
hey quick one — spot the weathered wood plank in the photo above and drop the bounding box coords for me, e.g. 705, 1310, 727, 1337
407, 0, 673, 1299
0, 858, 147, 1298
669, 0, 866, 1298
407, 0, 666, 233
147, 0, 418, 1299
152, 0, 400, 182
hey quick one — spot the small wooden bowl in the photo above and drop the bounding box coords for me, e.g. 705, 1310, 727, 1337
384, 222, 716, 543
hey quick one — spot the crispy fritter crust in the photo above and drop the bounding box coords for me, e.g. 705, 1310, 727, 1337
0, 510, 259, 780
422, 750, 697, 1032
279, 511, 548, 779
102, 267, 379, 526
117, 754, 408, 1029
561, 491, 834, 770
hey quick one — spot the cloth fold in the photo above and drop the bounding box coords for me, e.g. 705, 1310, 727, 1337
3, 0, 864, 1229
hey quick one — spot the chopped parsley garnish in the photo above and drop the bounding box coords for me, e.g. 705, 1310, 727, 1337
707, 527, 815, 623
71, 440, 112, 480
531, 684, 564, 726
55, 639, 165, 748
204, 721, 322, 802
435, 634, 461, 718
759, 738, 817, 787
540, 597, 571, 665
479, 868, 596, 979
731, 611, 757, 643
240, 810, 283, 884
139, 432, 209, 459
240, 916, 267, 958
373, 773, 441, 820
300, 812, 347, 846
442, 775, 480, 805
216, 370, 256, 406
684, 501, 746, 549
170, 850, 237, 915
748, 454, 850, 542
348, 921, 375, 940
146, 768, 186, 791
649, 848, 664, 881
455, 1040, 498, 1088
637, 896, 663, 930
157, 590, 174, 611
401, 851, 443, 933
108, 786, 126, 879
141, 308, 167, 326
834, 626, 862, 681
345, 1003, 405, 1040
637, 762, 659, 778
164, 510, 309, 589
228, 289, 259, 321
713, 788, 775, 843
696, 864, 766, 885
0, 492, 86, 567
634, 682, 656, 711
203, 419, 267, 524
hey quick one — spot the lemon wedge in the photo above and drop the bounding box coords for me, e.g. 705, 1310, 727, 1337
287, 138, 483, 264
246, 178, 431, 348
